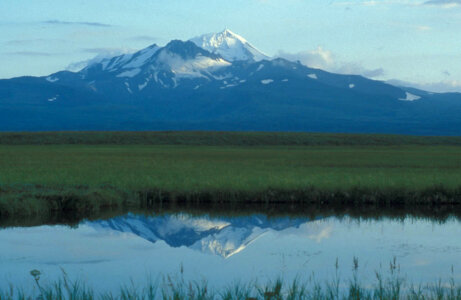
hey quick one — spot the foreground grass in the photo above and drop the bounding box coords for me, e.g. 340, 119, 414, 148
1, 144, 461, 218
1, 263, 461, 300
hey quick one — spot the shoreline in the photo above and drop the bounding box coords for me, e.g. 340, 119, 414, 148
2, 185, 461, 223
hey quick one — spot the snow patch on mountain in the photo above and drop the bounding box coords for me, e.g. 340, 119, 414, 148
122, 45, 160, 69
117, 68, 141, 78
47, 95, 58, 102
212, 73, 233, 81
84, 45, 159, 73
94, 53, 133, 72
221, 83, 238, 89
399, 92, 421, 101
46, 76, 59, 83
190, 29, 269, 62
124, 82, 132, 94
106, 54, 133, 71
138, 81, 149, 91
261, 79, 274, 85
156, 50, 230, 80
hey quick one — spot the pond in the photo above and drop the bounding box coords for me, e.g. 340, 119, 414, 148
1, 211, 461, 293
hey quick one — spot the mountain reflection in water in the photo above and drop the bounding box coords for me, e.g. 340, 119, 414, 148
89, 213, 327, 258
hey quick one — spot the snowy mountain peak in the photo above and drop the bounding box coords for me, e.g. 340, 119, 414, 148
83, 43, 160, 73
220, 28, 248, 43
80, 39, 231, 89
153, 40, 231, 83
189, 29, 269, 62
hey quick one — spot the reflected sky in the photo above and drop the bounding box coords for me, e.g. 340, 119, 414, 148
1, 213, 461, 293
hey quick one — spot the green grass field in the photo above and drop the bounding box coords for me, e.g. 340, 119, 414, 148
1, 144, 461, 191
1, 132, 461, 218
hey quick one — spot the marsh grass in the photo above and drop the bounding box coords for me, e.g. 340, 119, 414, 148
1, 259, 460, 300
1, 133, 461, 220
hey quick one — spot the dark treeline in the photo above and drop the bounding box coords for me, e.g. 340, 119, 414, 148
2, 131, 461, 146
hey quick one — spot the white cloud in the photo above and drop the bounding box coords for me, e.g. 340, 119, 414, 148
334, 0, 461, 8
41, 20, 112, 27
278, 46, 334, 70
335, 63, 385, 78
278, 47, 385, 78
414, 25, 432, 31
424, 0, 461, 8
388, 79, 461, 93
334, 0, 425, 7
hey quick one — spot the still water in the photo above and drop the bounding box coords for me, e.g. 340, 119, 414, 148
1, 212, 461, 292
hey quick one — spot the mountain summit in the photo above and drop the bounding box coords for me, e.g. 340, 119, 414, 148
189, 29, 269, 62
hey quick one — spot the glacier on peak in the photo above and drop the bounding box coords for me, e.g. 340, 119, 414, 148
155, 48, 231, 80
189, 29, 269, 62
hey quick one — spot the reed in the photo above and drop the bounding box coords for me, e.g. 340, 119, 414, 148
1, 260, 460, 300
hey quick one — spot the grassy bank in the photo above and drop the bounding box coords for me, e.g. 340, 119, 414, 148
1, 132, 461, 218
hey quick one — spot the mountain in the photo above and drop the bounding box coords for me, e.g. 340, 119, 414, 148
0, 29, 461, 134
88, 213, 315, 258
80, 39, 231, 92
189, 29, 269, 62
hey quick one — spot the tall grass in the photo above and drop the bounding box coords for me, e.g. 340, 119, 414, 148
1, 260, 460, 300
1, 144, 461, 219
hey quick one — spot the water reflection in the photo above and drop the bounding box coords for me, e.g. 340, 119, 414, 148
1, 212, 461, 293
90, 214, 324, 258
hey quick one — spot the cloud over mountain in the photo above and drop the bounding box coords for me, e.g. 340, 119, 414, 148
278, 47, 385, 78
41, 20, 112, 27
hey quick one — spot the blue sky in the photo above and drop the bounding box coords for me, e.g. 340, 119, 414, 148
1, 0, 461, 92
